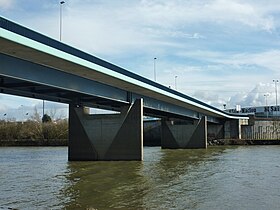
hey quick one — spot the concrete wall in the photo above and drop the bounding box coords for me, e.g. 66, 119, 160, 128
144, 117, 278, 143
224, 120, 240, 139
242, 120, 280, 140
68, 99, 143, 161
143, 120, 161, 146
161, 116, 207, 149
207, 124, 224, 140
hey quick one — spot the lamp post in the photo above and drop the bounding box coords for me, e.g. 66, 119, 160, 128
20, 105, 24, 122
175, 75, 178, 90
43, 100, 45, 117
264, 93, 269, 118
153, 57, 157, 82
223, 104, 226, 110
60, 1, 65, 41
273, 79, 279, 107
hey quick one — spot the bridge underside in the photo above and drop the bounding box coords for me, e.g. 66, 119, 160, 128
0, 52, 245, 160
0, 16, 248, 160
0, 46, 244, 161
0, 53, 214, 160
0, 53, 222, 122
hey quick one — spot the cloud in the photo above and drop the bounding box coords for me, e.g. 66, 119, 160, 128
153, 54, 278, 109
136, 0, 276, 31
177, 49, 280, 75
19, 0, 276, 55
2, 0, 280, 112
0, 0, 14, 9
222, 50, 280, 73
204, 0, 275, 31
188, 83, 277, 109
228, 83, 276, 107
191, 50, 280, 87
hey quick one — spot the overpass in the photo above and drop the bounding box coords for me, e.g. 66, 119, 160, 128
0, 17, 248, 160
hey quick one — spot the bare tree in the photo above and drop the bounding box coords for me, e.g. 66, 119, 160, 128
29, 106, 41, 123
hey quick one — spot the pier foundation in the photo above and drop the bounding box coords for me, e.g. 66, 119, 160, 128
161, 116, 207, 149
68, 99, 143, 161
224, 119, 248, 139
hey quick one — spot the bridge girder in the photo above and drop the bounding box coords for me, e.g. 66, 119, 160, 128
0, 53, 221, 123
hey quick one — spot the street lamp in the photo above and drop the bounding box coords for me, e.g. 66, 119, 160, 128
273, 79, 279, 107
223, 104, 226, 110
20, 105, 24, 122
60, 1, 65, 41
153, 57, 157, 82
264, 93, 269, 118
43, 100, 45, 117
175, 75, 178, 90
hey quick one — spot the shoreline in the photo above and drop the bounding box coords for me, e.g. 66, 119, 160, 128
0, 139, 68, 146
208, 139, 280, 146
1, 139, 280, 147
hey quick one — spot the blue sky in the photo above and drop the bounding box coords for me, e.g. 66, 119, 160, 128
1, 0, 280, 120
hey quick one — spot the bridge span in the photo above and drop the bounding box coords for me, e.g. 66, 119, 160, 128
0, 17, 248, 160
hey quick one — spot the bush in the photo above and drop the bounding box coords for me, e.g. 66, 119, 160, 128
0, 120, 68, 140
42, 114, 52, 123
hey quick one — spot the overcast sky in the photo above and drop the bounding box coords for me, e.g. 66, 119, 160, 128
1, 0, 280, 120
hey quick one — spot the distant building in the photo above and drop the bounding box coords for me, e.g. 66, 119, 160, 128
226, 105, 280, 118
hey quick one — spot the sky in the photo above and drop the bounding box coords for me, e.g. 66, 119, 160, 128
1, 0, 280, 120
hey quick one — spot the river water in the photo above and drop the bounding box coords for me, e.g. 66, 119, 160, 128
0, 146, 279, 210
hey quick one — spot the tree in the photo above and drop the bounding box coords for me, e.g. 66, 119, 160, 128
30, 106, 41, 123
42, 114, 52, 123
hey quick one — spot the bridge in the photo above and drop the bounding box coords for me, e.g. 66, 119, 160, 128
0, 17, 248, 160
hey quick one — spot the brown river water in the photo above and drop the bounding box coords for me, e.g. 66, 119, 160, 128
0, 146, 279, 209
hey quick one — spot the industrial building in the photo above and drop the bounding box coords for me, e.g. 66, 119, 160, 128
226, 105, 280, 140
226, 105, 280, 118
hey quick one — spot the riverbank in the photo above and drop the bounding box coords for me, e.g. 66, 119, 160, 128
0, 139, 68, 146
208, 139, 280, 146
1, 138, 280, 147
0, 120, 68, 146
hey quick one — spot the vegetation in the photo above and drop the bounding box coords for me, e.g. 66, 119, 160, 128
0, 106, 68, 142
0, 119, 68, 141
42, 114, 52, 123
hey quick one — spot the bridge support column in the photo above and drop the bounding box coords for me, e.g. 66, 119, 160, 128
207, 124, 224, 140
224, 120, 239, 139
161, 116, 207, 149
224, 119, 248, 139
68, 99, 143, 161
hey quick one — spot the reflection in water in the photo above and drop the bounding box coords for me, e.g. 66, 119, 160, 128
62, 147, 228, 209
64, 161, 145, 209
0, 146, 280, 210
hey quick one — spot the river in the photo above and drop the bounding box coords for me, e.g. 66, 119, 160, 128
0, 146, 279, 210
